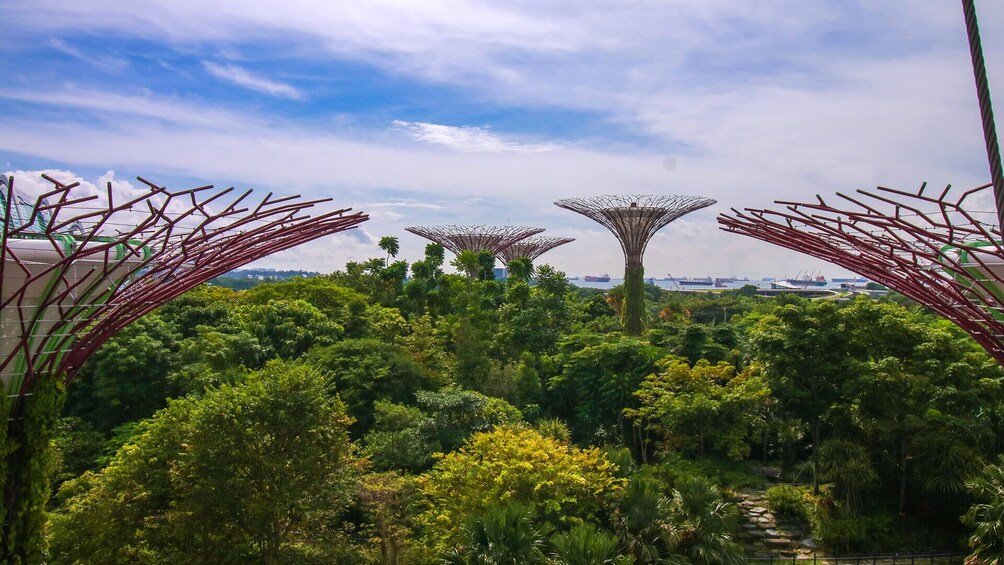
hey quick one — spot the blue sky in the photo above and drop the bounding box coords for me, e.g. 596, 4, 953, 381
2, 1, 1003, 277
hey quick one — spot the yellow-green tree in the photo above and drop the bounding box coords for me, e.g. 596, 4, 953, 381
414, 425, 625, 554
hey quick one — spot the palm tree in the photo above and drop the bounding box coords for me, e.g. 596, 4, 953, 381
963, 457, 1004, 564
548, 523, 633, 565
818, 439, 876, 515
507, 257, 534, 283
615, 479, 683, 563
667, 476, 744, 565
444, 502, 551, 564
379, 236, 400, 265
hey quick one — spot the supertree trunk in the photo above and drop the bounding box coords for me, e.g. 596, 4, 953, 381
1, 372, 62, 564
623, 254, 645, 336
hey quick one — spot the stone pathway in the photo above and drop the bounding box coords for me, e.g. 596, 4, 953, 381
736, 488, 817, 559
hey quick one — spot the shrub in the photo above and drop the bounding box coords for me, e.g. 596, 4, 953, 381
766, 484, 810, 522
813, 513, 892, 554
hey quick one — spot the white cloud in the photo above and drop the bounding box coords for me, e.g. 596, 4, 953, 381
393, 121, 561, 153
202, 61, 303, 100
371, 210, 405, 221
48, 38, 128, 73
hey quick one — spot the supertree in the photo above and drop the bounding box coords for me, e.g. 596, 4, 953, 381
0, 173, 367, 560
554, 194, 716, 335
719, 182, 1004, 364
405, 224, 544, 277
718, 0, 1004, 367
496, 235, 575, 267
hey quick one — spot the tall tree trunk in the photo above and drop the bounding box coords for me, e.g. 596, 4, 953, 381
812, 421, 820, 496
762, 422, 768, 466
898, 435, 908, 516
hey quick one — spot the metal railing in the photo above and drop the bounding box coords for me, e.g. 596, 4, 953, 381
745, 552, 964, 564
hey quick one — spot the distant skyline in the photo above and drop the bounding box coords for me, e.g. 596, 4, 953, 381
2, 1, 1003, 277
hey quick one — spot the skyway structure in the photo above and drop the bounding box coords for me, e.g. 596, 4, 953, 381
0, 172, 368, 559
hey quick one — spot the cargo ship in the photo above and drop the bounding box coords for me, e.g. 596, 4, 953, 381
677, 276, 714, 286
583, 274, 611, 282
785, 275, 827, 287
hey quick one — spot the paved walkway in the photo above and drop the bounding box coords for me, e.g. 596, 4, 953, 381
735, 488, 963, 564
736, 488, 816, 559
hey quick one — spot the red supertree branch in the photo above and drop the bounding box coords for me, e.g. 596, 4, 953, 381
718, 182, 1004, 364
0, 174, 368, 395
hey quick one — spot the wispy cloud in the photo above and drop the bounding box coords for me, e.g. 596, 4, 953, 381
393, 120, 561, 153
48, 38, 128, 73
202, 61, 303, 100
0, 88, 251, 130
367, 199, 445, 210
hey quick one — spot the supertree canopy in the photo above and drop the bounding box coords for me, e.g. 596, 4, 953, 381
718, 182, 1004, 364
404, 224, 544, 256
496, 235, 574, 267
0, 173, 368, 398
555, 194, 716, 335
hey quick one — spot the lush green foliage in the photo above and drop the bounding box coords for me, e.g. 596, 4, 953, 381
1, 373, 64, 564
33, 243, 1004, 562
629, 358, 768, 460
549, 523, 632, 565
443, 502, 552, 564
49, 362, 360, 564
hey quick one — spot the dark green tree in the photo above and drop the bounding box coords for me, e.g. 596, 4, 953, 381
308, 338, 439, 435
238, 299, 343, 359
548, 337, 662, 448
242, 277, 369, 336
749, 300, 850, 494
66, 314, 180, 432
506, 257, 534, 283
404, 243, 448, 316
49, 361, 361, 564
